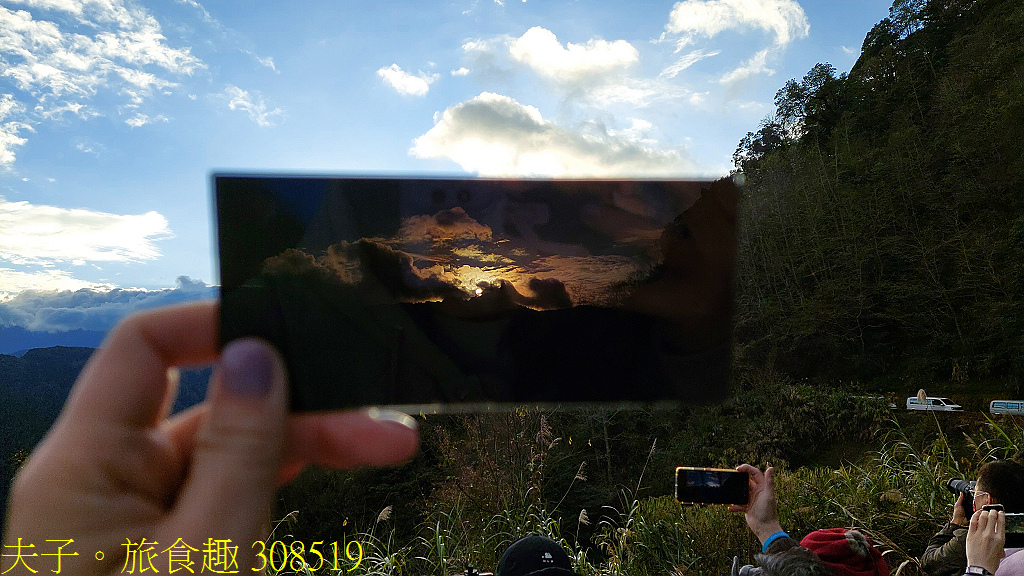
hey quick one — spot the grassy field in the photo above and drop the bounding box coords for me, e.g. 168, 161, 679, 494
266, 405, 1024, 576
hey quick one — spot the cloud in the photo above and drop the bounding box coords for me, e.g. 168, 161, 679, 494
410, 92, 696, 177
660, 49, 721, 79
664, 0, 810, 49
509, 27, 638, 84
0, 196, 172, 266
223, 85, 282, 127
377, 64, 440, 97
399, 207, 494, 243
0, 95, 32, 167
124, 112, 168, 127
462, 30, 691, 109
0, 276, 215, 331
0, 268, 114, 300
719, 48, 774, 83
0, 0, 206, 164
451, 67, 470, 76
176, 0, 277, 71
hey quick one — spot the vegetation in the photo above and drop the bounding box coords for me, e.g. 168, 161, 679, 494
732, 0, 1024, 390
268, 409, 1023, 576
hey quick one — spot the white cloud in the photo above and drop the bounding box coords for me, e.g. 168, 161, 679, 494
0, 95, 32, 167
124, 112, 168, 127
719, 48, 774, 83
223, 85, 282, 127
0, 276, 215, 330
451, 67, 470, 76
660, 49, 721, 78
664, 0, 810, 49
509, 27, 638, 84
841, 45, 856, 55
0, 196, 172, 266
377, 64, 440, 97
0, 1, 207, 164
0, 268, 114, 302
410, 92, 697, 177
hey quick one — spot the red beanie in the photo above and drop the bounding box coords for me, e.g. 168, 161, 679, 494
800, 529, 890, 576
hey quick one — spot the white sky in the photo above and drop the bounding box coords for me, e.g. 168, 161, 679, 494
0, 0, 894, 300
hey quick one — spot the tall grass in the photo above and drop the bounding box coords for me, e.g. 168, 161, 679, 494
270, 412, 1023, 576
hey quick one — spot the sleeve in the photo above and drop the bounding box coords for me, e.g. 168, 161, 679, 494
921, 523, 968, 576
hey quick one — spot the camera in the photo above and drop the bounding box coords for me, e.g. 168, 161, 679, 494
946, 479, 977, 517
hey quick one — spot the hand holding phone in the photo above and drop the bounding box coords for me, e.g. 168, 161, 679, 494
968, 505, 1006, 574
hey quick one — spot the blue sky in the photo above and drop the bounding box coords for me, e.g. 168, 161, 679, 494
0, 0, 892, 333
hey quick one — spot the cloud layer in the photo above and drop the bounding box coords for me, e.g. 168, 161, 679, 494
0, 0, 284, 166
0, 196, 172, 266
411, 92, 695, 177
0, 276, 214, 332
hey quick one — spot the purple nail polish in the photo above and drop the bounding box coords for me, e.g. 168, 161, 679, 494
220, 339, 274, 397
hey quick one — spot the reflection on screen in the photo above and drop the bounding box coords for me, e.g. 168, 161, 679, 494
216, 176, 738, 411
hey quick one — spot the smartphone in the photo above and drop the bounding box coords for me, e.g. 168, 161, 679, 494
1007, 513, 1024, 548
984, 504, 1024, 547
675, 467, 749, 505
215, 175, 739, 412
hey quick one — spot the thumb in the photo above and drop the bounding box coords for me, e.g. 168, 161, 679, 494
160, 338, 288, 569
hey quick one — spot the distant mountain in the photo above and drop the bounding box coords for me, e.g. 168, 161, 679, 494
0, 325, 106, 355
0, 346, 210, 534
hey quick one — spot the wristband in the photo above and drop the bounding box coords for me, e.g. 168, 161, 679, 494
762, 531, 789, 553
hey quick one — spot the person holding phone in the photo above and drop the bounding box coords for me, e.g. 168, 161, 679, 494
1, 301, 420, 574
923, 460, 1024, 576
729, 464, 889, 576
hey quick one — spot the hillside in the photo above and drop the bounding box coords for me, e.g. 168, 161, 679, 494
731, 0, 1024, 394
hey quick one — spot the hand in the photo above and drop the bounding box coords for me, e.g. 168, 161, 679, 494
966, 507, 1005, 574
2, 301, 419, 574
952, 492, 969, 526
729, 464, 784, 543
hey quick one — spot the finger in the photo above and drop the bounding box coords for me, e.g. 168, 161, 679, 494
279, 408, 419, 483
969, 509, 983, 534
162, 401, 210, 457
65, 301, 219, 429
162, 338, 288, 566
995, 511, 1005, 535
737, 464, 764, 486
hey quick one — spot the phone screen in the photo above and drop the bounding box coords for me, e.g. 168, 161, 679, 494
216, 175, 739, 412
1006, 513, 1024, 548
675, 467, 749, 505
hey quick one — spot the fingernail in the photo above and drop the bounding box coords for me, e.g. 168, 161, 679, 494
220, 339, 276, 398
365, 408, 418, 431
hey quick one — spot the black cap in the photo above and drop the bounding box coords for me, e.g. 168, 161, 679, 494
496, 535, 577, 576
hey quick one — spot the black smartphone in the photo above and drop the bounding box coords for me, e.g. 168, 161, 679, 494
675, 467, 749, 505
215, 175, 739, 412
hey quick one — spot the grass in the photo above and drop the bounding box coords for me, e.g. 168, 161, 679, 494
266, 410, 1024, 576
